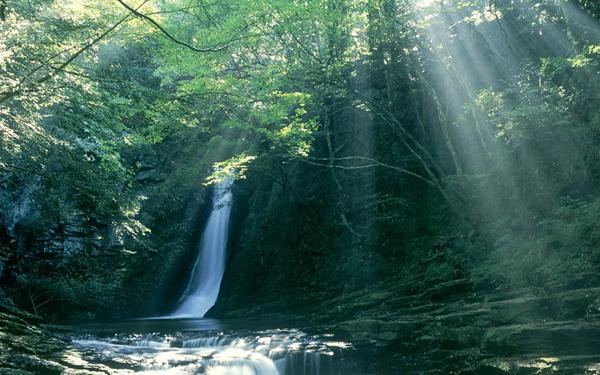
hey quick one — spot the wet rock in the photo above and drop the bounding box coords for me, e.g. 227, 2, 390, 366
0, 306, 111, 374
62, 237, 87, 254
555, 287, 600, 320
63, 225, 90, 236
134, 168, 163, 183
435, 307, 490, 326
482, 322, 600, 355
0, 305, 42, 323
479, 286, 600, 325
171, 339, 184, 348
419, 278, 472, 299
337, 318, 421, 344
486, 296, 551, 325
476, 355, 600, 375
323, 278, 600, 373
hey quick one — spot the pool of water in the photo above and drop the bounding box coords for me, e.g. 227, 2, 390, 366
60, 318, 354, 374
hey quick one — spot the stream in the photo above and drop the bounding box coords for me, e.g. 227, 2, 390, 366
54, 179, 356, 374
60, 318, 355, 374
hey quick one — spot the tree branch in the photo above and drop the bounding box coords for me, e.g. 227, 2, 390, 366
0, 1, 149, 105
304, 156, 434, 184
116, 0, 243, 53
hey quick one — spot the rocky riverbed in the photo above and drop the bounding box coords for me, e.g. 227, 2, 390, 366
216, 271, 600, 374
0, 305, 112, 374
332, 273, 600, 373
3, 271, 600, 374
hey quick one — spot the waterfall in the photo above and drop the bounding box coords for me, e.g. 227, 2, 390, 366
170, 177, 234, 318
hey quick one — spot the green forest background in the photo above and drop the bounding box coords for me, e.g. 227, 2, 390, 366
0, 0, 599, 321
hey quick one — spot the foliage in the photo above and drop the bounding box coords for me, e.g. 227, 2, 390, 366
0, 0, 599, 319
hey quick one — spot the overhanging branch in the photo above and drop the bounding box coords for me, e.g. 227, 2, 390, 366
302, 156, 434, 185
0, 1, 149, 106
116, 0, 242, 53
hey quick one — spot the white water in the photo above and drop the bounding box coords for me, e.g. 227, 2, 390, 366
70, 329, 351, 375
171, 178, 234, 318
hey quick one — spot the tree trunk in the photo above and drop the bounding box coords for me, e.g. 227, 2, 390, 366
0, 0, 7, 22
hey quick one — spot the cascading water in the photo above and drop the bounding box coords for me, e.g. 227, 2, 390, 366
171, 177, 234, 318
61, 177, 356, 374
69, 328, 353, 374
74, 176, 356, 374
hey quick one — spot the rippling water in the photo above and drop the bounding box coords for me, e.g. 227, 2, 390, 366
63, 318, 353, 374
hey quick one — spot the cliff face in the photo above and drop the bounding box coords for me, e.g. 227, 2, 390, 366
0, 138, 215, 320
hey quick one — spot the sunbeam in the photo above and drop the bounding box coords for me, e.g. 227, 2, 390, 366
1, 0, 600, 373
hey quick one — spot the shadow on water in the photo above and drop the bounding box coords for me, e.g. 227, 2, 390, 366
65, 317, 313, 334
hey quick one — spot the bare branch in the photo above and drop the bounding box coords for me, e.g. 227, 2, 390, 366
304, 156, 434, 184
116, 0, 244, 53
